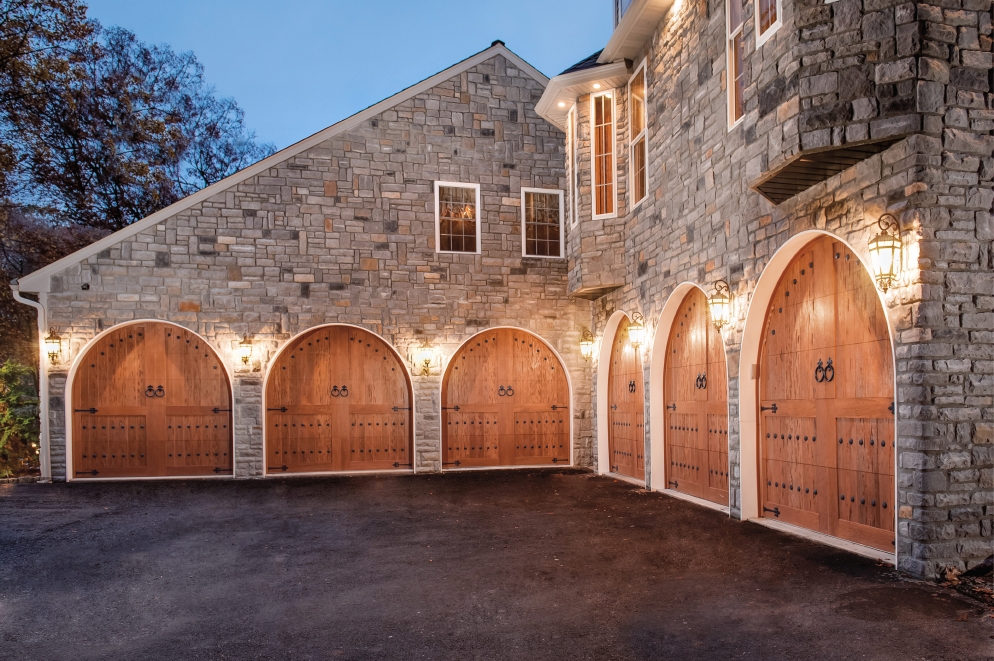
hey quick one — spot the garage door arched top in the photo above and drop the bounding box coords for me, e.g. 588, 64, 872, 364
69, 321, 233, 479
264, 324, 414, 475
441, 327, 571, 469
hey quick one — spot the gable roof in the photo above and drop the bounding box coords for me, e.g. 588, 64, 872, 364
560, 50, 605, 75
15, 42, 549, 293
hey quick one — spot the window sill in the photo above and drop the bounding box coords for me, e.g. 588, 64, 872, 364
755, 19, 782, 50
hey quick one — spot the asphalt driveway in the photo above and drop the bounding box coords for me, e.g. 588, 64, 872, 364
0, 469, 991, 660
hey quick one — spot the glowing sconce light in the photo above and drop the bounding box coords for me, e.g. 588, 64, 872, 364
44, 328, 62, 364
868, 213, 903, 293
238, 335, 253, 365
579, 329, 595, 361
412, 338, 439, 376
628, 312, 646, 350
708, 280, 734, 331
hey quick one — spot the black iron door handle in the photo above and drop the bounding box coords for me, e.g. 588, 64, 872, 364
498, 385, 506, 397
824, 358, 834, 382
331, 386, 340, 397
145, 385, 156, 398
341, 385, 349, 397
505, 386, 514, 396
155, 385, 164, 398
628, 380, 636, 393
700, 372, 706, 389
815, 359, 825, 383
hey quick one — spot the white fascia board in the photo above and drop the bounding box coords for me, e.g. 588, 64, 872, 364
536, 62, 630, 131
17, 44, 548, 293
599, 0, 676, 64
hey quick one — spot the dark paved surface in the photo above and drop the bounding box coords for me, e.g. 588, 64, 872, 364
0, 469, 991, 661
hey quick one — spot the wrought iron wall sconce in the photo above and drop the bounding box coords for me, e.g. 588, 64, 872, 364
628, 312, 646, 350
579, 329, 595, 361
44, 327, 62, 364
238, 335, 253, 364
868, 213, 904, 293
708, 280, 733, 331
411, 338, 439, 376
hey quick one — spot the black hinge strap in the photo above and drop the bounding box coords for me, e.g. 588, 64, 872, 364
442, 460, 462, 466
441, 406, 461, 411
74, 408, 98, 414
761, 403, 778, 413
763, 506, 781, 517
392, 406, 412, 412
75, 470, 99, 476
267, 407, 289, 413
268, 465, 289, 472
212, 408, 231, 414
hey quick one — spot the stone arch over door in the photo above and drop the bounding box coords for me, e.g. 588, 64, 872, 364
67, 321, 233, 480
649, 284, 730, 506
441, 327, 572, 469
264, 324, 414, 475
741, 231, 897, 555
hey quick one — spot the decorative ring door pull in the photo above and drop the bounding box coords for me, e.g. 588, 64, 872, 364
824, 358, 835, 382
815, 360, 825, 383
695, 373, 708, 389
155, 385, 164, 398
505, 386, 513, 396
628, 380, 636, 393
331, 386, 339, 397
331, 385, 349, 397
145, 385, 155, 398
498, 386, 506, 397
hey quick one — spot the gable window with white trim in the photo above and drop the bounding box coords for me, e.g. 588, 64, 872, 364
755, 0, 782, 47
435, 181, 481, 254
521, 188, 564, 258
566, 105, 578, 228
629, 61, 648, 208
590, 91, 616, 219
727, 0, 745, 128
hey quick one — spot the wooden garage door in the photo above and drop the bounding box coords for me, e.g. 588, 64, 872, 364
759, 235, 895, 552
442, 329, 569, 468
664, 288, 729, 505
266, 326, 412, 473
607, 318, 645, 481
72, 323, 232, 479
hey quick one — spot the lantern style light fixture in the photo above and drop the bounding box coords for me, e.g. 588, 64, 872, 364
44, 327, 62, 364
868, 213, 903, 292
579, 328, 595, 361
411, 338, 439, 376
628, 312, 646, 350
708, 280, 734, 331
237, 335, 253, 364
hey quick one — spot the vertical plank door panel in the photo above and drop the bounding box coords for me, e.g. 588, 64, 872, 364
759, 236, 895, 552
72, 322, 232, 478
608, 319, 645, 481
265, 326, 412, 474
664, 289, 729, 505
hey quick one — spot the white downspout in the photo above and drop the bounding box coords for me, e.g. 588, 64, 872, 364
9, 279, 51, 482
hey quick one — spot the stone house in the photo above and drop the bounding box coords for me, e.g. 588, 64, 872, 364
12, 0, 994, 580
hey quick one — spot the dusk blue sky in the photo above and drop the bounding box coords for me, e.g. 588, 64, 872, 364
83, 1, 611, 150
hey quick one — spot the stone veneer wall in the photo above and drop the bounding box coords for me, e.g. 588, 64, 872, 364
40, 54, 594, 479
569, 0, 992, 578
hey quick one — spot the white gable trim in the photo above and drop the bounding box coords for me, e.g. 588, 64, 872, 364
17, 43, 549, 293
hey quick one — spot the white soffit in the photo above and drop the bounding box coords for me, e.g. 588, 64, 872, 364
536, 62, 630, 131
599, 0, 676, 64
17, 43, 548, 293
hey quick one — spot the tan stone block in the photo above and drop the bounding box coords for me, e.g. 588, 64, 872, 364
293, 273, 315, 283
324, 181, 338, 197
179, 301, 201, 312
360, 258, 379, 270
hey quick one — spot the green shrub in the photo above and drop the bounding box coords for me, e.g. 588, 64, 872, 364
0, 360, 40, 477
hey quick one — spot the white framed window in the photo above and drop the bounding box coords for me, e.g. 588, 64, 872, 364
628, 59, 648, 209
727, 0, 745, 128
755, 0, 782, 48
566, 105, 577, 228
434, 181, 481, 254
590, 91, 617, 220
521, 188, 564, 258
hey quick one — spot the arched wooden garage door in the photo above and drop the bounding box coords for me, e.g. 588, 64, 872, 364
607, 318, 645, 480
664, 288, 729, 505
266, 326, 413, 474
442, 329, 569, 468
759, 235, 895, 551
71, 322, 232, 479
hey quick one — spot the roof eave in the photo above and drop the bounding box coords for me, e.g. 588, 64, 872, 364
598, 0, 675, 64
536, 62, 631, 131
16, 44, 548, 294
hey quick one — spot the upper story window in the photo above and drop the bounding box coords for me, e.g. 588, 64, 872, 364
629, 61, 648, 208
435, 181, 481, 254
727, 0, 745, 127
615, 0, 634, 26
591, 91, 616, 219
756, 0, 782, 47
521, 188, 564, 258
566, 105, 578, 228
